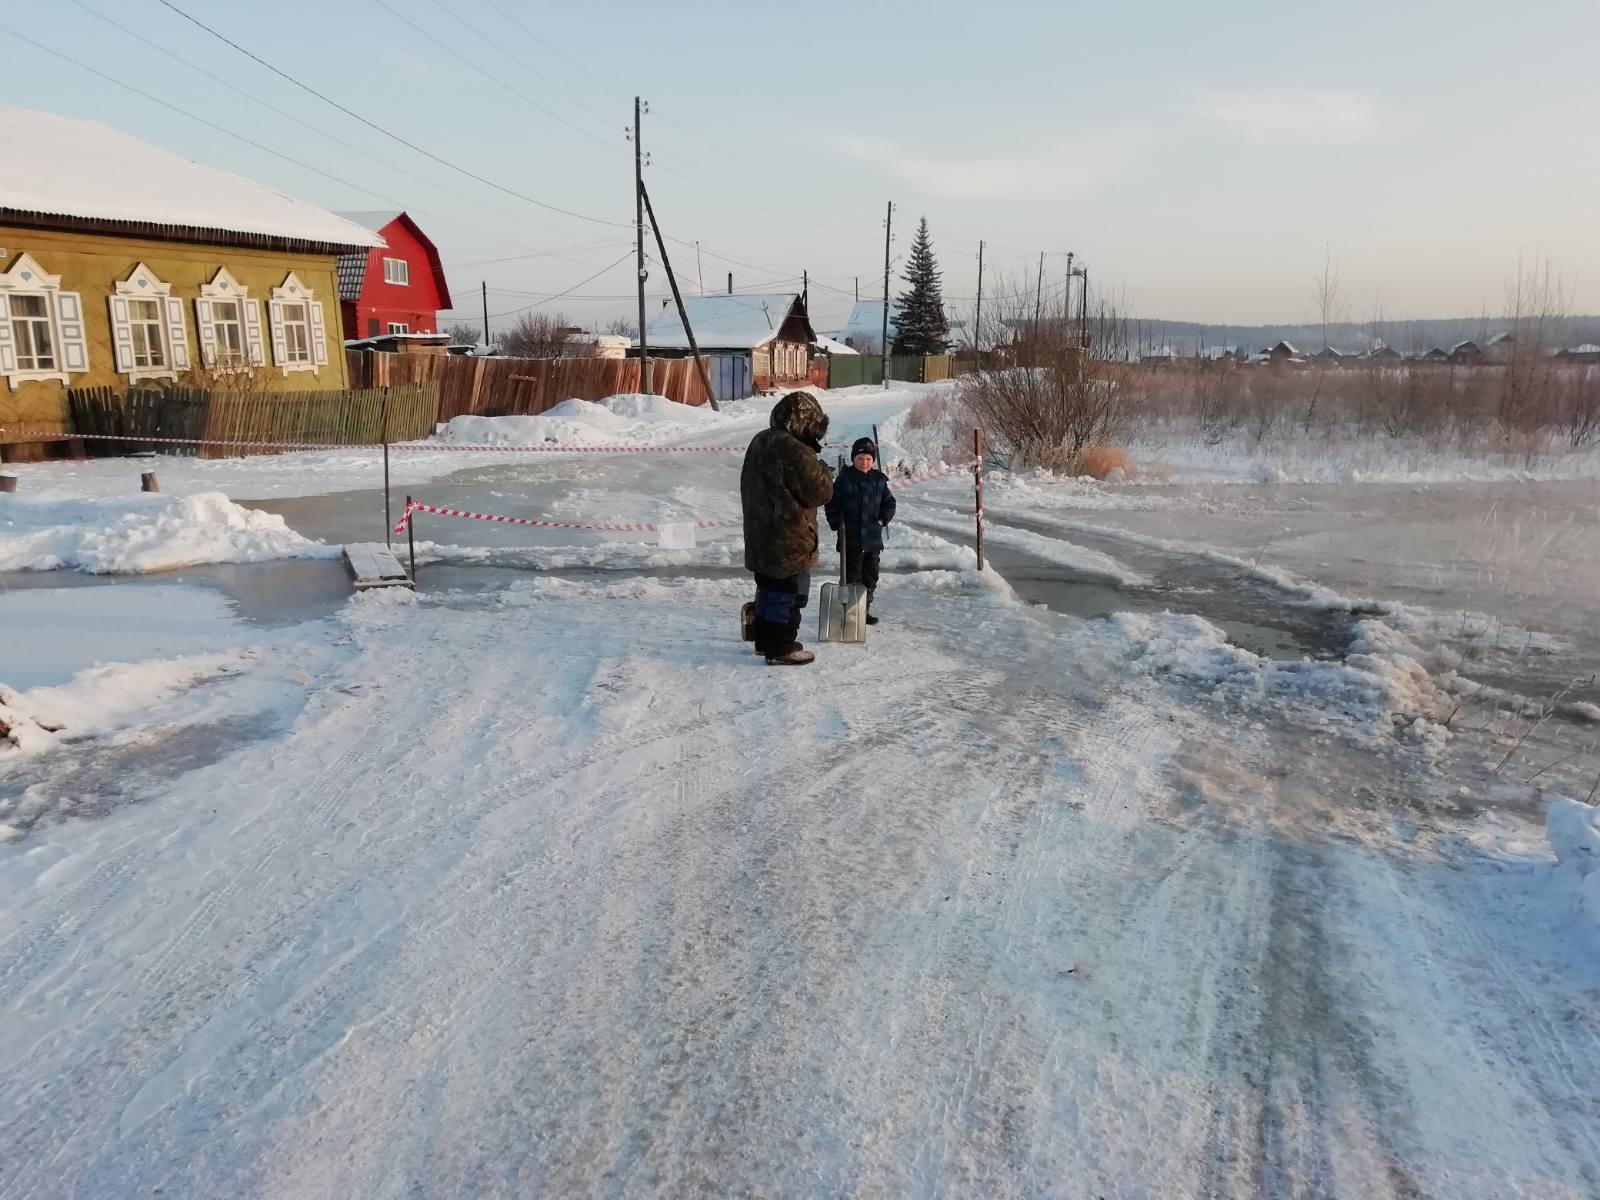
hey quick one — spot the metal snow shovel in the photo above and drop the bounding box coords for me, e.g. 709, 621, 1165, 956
818, 521, 868, 643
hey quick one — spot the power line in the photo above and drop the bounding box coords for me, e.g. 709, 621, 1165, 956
60, 0, 611, 261
1, 22, 644, 322
152, 0, 631, 229
430, 0, 618, 133
482, 249, 636, 319
376, 0, 619, 154
445, 239, 634, 269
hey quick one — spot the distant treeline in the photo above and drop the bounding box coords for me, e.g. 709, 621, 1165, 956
1124, 315, 1600, 356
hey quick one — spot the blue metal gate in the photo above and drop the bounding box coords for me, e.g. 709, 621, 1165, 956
704, 353, 753, 403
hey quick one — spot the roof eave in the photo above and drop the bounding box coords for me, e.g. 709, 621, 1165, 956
0, 207, 384, 255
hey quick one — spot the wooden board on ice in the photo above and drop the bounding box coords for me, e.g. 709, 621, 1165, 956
343, 542, 412, 590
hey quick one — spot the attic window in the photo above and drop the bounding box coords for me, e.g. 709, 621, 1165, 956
383, 257, 409, 286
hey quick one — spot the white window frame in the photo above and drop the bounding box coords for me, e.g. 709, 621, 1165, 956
0, 252, 89, 390
196, 268, 265, 371
109, 262, 189, 382
382, 257, 409, 286
387, 322, 409, 334
267, 272, 328, 376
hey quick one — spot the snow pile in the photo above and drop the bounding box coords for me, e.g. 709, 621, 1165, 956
1106, 611, 1449, 745
1545, 797, 1600, 931
437, 394, 730, 449
0, 653, 246, 761
0, 493, 334, 573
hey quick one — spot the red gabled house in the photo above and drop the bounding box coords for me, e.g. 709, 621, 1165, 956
334, 211, 452, 341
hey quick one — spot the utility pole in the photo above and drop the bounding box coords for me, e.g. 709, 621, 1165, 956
1033, 251, 1045, 340
854, 276, 859, 302
973, 240, 984, 355
480, 280, 489, 346
1064, 252, 1075, 329
695, 241, 704, 294
633, 95, 650, 394
880, 200, 893, 389
803, 269, 808, 310
640, 178, 719, 411
727, 272, 733, 295
1080, 266, 1090, 351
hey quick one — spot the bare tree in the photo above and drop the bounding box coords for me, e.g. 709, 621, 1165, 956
956, 272, 1135, 469
444, 322, 481, 347
603, 318, 638, 340
496, 311, 575, 359
1311, 245, 1345, 353
1498, 256, 1569, 434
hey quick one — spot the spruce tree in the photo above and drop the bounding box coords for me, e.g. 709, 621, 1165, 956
891, 217, 949, 355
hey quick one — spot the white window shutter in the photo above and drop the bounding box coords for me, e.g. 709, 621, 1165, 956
195, 299, 217, 367
266, 300, 286, 366
245, 300, 266, 366
166, 297, 190, 371
108, 295, 136, 372
309, 300, 328, 366
0, 295, 15, 375
56, 292, 90, 373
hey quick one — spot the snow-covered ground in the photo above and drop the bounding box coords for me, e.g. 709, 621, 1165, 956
3, 383, 1599, 1196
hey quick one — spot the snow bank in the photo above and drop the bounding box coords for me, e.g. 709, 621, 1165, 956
1545, 797, 1600, 931
1105, 611, 1448, 746
437, 394, 730, 449
0, 493, 334, 574
0, 653, 247, 759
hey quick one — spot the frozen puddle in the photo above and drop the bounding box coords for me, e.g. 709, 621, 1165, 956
0, 557, 352, 640
978, 540, 1349, 662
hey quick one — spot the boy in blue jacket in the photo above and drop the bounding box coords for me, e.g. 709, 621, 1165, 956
824, 436, 897, 625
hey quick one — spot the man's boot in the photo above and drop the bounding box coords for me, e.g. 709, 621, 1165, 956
865, 589, 879, 625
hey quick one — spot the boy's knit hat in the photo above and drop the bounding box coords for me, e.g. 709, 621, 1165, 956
851, 436, 878, 460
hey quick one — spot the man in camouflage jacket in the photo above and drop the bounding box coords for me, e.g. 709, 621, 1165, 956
740, 391, 834, 665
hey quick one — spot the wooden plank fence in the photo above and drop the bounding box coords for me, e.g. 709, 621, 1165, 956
67, 383, 437, 458
345, 350, 711, 421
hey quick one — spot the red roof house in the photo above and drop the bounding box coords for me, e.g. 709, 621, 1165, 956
334, 211, 451, 341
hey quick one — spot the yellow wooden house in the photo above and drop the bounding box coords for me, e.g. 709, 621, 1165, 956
0, 106, 384, 458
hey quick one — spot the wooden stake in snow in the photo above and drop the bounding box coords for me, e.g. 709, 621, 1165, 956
141, 472, 159, 493
0, 474, 16, 493
974, 429, 985, 570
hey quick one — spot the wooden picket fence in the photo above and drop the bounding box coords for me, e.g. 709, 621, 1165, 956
67, 383, 437, 458
345, 349, 710, 420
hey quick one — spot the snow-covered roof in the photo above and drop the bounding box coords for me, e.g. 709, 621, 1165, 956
334, 211, 403, 235
1269, 340, 1300, 355
1450, 340, 1481, 353
838, 300, 895, 349
0, 107, 383, 251
813, 333, 859, 356
1487, 331, 1514, 346
642, 293, 805, 350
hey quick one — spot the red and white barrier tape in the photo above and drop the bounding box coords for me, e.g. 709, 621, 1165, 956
5, 430, 865, 456
391, 462, 977, 536
392, 501, 740, 536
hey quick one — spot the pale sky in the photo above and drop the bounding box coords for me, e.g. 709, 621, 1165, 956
6, 0, 1598, 336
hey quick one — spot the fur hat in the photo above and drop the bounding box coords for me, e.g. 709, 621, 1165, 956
769, 391, 829, 443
